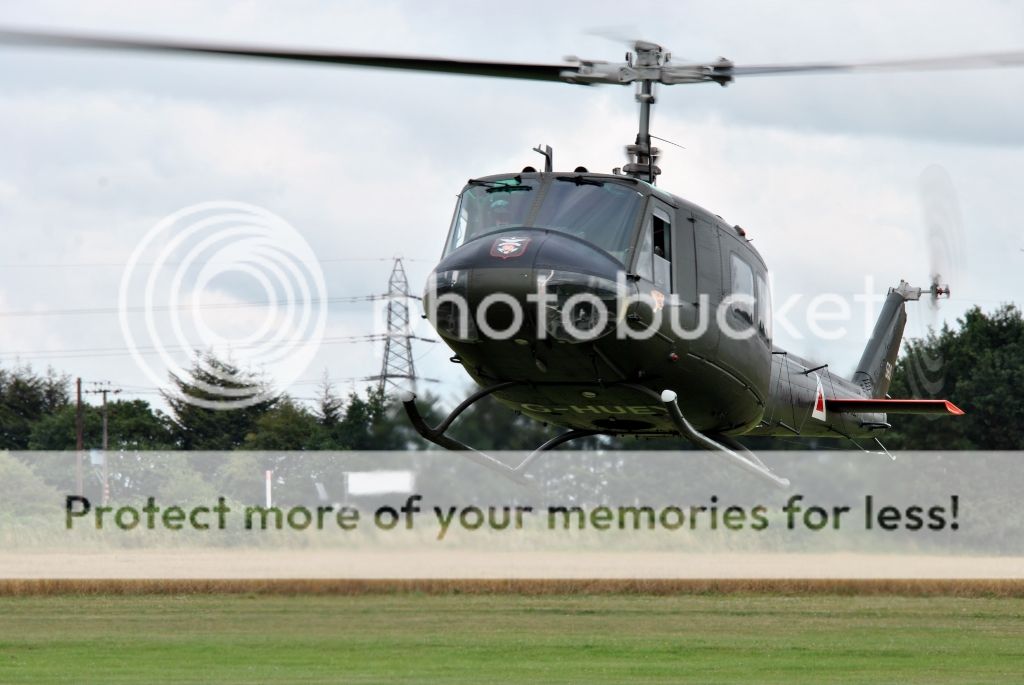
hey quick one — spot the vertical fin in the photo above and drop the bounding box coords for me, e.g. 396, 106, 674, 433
853, 281, 919, 398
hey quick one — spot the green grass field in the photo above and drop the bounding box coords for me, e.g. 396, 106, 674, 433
1, 592, 1022, 684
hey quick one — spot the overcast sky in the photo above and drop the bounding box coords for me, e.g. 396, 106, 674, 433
1, 0, 1022, 411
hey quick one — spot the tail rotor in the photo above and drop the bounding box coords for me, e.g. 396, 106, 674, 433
904, 165, 966, 397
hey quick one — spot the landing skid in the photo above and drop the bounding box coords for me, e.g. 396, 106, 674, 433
403, 382, 790, 489
401, 383, 599, 485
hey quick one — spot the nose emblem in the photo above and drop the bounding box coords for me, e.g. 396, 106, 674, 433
490, 235, 531, 259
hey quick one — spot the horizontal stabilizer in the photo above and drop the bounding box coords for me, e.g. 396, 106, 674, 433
827, 398, 965, 415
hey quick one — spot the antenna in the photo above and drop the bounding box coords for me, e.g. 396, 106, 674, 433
377, 258, 418, 397
532, 144, 553, 172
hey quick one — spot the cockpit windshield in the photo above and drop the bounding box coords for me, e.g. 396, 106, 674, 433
444, 176, 644, 263
444, 178, 539, 256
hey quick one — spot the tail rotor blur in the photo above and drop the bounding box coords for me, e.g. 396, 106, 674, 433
904, 165, 966, 397
918, 164, 964, 322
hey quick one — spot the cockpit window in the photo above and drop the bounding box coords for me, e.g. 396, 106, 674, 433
443, 176, 643, 263
444, 178, 539, 255
532, 179, 643, 262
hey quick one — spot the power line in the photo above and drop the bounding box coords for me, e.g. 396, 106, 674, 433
0, 256, 436, 268
286, 374, 441, 387
102, 372, 443, 404
0, 293, 422, 318
0, 333, 436, 363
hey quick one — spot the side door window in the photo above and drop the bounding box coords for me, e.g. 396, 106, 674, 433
636, 220, 654, 282
652, 207, 672, 290
729, 253, 755, 326
635, 201, 674, 291
756, 273, 772, 341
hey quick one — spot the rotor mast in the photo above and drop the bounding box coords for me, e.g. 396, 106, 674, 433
622, 42, 664, 183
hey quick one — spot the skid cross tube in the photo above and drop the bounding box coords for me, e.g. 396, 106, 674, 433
515, 428, 601, 473
402, 383, 599, 484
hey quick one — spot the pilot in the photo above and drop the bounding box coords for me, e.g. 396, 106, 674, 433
490, 197, 513, 228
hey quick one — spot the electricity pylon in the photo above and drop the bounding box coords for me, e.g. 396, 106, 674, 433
377, 258, 417, 397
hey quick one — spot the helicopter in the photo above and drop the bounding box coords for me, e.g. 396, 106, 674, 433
3, 30, 1012, 487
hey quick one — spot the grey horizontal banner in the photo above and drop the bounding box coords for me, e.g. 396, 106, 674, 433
1, 450, 1021, 579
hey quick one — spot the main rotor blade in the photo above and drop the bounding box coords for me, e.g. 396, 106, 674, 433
725, 51, 1024, 77
0, 29, 577, 83
6, 28, 1024, 87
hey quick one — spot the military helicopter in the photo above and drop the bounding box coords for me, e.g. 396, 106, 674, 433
4, 30, 1015, 487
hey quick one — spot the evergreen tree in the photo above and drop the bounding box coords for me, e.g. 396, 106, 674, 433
332, 387, 412, 449
314, 373, 344, 429
162, 352, 278, 450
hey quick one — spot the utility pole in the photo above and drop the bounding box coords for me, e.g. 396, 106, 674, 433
75, 377, 83, 497
377, 258, 418, 397
84, 382, 121, 505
